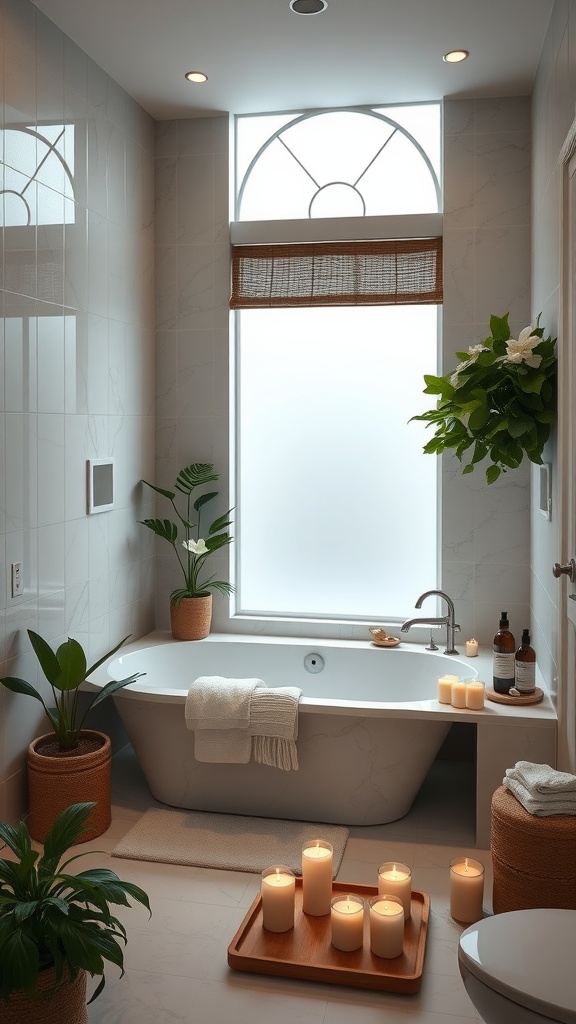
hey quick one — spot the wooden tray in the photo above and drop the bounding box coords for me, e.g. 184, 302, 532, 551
486, 686, 543, 706
228, 881, 430, 994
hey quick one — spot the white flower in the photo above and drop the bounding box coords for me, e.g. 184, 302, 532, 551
450, 345, 488, 386
505, 326, 542, 368
183, 538, 209, 555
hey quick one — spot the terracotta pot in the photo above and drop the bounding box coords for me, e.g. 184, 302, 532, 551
170, 593, 213, 640
27, 730, 112, 844
3, 965, 88, 1024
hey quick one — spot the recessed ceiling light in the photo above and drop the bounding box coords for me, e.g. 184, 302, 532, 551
443, 50, 469, 64
185, 70, 208, 84
289, 0, 328, 14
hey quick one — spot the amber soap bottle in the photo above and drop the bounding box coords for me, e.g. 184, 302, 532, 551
493, 612, 516, 694
515, 628, 536, 693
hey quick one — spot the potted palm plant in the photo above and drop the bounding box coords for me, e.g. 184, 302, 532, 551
0, 801, 150, 1024
0, 632, 143, 843
140, 462, 234, 640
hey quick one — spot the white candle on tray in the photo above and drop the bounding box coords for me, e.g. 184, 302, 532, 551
369, 895, 404, 958
465, 638, 479, 657
330, 894, 365, 951
302, 839, 333, 916
450, 856, 485, 924
261, 865, 295, 933
377, 862, 412, 919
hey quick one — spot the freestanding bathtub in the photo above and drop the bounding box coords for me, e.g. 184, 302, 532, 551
88, 632, 479, 826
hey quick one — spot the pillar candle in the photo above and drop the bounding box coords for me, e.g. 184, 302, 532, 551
330, 894, 364, 951
465, 638, 479, 657
261, 865, 295, 932
438, 674, 459, 704
465, 680, 485, 710
377, 861, 412, 919
451, 678, 467, 708
302, 840, 333, 916
450, 856, 485, 924
369, 895, 404, 958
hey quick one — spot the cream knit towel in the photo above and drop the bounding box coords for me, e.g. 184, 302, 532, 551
504, 776, 576, 816
186, 676, 265, 764
250, 686, 302, 771
505, 761, 576, 795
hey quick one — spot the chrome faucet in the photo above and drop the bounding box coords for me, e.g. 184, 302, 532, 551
400, 589, 460, 654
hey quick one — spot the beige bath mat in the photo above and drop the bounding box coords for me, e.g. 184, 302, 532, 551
111, 807, 349, 875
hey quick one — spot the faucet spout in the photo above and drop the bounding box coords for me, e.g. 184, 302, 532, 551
401, 589, 460, 654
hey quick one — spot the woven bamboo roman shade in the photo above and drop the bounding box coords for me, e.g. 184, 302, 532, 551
230, 237, 442, 308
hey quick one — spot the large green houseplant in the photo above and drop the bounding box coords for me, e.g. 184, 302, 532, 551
0, 802, 150, 1024
0, 632, 142, 843
411, 313, 557, 483
140, 462, 234, 640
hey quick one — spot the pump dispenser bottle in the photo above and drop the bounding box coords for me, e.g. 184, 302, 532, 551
493, 612, 515, 694
515, 628, 536, 693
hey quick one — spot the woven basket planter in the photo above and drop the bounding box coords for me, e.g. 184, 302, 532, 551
170, 594, 212, 640
3, 965, 88, 1024
491, 785, 576, 913
28, 730, 112, 844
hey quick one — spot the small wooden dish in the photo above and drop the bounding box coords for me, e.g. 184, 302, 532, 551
486, 686, 544, 706
228, 881, 430, 994
369, 628, 401, 648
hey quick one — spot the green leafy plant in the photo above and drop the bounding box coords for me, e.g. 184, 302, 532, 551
0, 633, 142, 751
411, 313, 557, 483
140, 462, 234, 605
0, 802, 150, 1005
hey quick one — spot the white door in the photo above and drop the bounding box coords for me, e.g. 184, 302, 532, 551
556, 146, 576, 772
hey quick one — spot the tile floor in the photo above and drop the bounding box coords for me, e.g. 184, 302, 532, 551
9, 749, 492, 1022
90, 750, 490, 1023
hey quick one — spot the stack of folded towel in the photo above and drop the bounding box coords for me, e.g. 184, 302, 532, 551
503, 761, 576, 816
185, 676, 302, 771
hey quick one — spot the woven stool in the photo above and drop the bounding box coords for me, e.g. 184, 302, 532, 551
491, 785, 576, 913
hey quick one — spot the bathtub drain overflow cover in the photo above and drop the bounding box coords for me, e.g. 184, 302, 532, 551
304, 652, 325, 673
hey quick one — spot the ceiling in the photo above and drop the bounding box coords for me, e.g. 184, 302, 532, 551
31, 0, 554, 121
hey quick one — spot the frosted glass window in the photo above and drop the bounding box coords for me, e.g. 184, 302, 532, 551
236, 305, 438, 621
1, 126, 75, 226
235, 104, 440, 221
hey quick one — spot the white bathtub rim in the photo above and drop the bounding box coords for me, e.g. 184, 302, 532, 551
84, 630, 556, 724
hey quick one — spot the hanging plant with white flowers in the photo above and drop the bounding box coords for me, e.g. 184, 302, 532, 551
411, 313, 557, 483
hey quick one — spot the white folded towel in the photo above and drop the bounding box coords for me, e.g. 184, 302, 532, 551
186, 676, 265, 764
250, 686, 302, 771
505, 761, 576, 795
503, 776, 576, 816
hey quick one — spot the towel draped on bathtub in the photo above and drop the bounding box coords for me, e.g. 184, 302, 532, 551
185, 675, 302, 770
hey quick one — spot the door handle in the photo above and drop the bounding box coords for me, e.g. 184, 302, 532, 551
552, 558, 576, 582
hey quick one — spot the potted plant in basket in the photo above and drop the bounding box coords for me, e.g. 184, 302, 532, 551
0, 801, 150, 1024
410, 313, 557, 483
0, 632, 143, 843
139, 462, 234, 640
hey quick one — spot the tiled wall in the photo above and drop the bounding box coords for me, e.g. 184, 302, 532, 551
0, 0, 156, 821
154, 99, 532, 648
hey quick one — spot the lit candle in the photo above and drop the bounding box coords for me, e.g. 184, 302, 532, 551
438, 674, 459, 704
377, 861, 412, 919
465, 638, 479, 657
369, 895, 404, 958
449, 856, 485, 924
302, 840, 333, 916
451, 678, 467, 708
330, 894, 365, 951
261, 865, 295, 933
465, 680, 485, 710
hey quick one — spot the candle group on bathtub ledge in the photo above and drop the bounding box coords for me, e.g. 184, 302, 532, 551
438, 674, 485, 709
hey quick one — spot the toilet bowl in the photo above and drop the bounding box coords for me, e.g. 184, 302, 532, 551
458, 909, 576, 1024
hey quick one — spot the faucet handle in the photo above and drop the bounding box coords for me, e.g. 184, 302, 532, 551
454, 623, 461, 633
